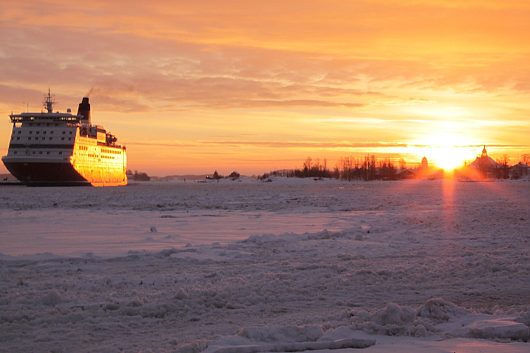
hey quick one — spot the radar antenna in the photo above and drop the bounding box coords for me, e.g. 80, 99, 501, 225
43, 89, 55, 113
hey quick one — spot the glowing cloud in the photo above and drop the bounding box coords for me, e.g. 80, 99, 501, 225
1, 1, 529, 174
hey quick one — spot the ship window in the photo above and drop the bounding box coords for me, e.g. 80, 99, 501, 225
62, 131, 66, 134
69, 131, 73, 135
18, 130, 21, 134
42, 137, 45, 140
29, 131, 32, 134
28, 137, 31, 140
32, 151, 35, 154
51, 131, 54, 134
43, 131, 46, 134
49, 137, 52, 140
46, 123, 50, 127
39, 151, 43, 154
47, 151, 50, 155
61, 137, 65, 140
68, 137, 71, 141
59, 151, 63, 155
16, 137, 20, 140
36, 131, 40, 134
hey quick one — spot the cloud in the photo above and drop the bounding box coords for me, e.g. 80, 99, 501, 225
127, 140, 410, 149
2, 2, 530, 114
1, 1, 530, 174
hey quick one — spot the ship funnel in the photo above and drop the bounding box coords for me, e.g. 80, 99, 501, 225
77, 97, 91, 124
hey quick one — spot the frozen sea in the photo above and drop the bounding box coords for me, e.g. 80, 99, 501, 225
1, 178, 529, 353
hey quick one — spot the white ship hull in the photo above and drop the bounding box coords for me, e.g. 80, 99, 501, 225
2, 94, 127, 186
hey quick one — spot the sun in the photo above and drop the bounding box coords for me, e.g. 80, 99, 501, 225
411, 128, 478, 171
429, 146, 464, 171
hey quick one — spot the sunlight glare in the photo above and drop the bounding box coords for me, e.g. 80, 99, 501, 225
410, 123, 478, 171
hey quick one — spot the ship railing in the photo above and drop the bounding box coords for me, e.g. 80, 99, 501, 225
97, 141, 125, 149
10, 114, 82, 123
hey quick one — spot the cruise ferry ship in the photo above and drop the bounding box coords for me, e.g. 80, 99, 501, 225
2, 91, 127, 186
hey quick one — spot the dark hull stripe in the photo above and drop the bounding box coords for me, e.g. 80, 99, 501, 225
3, 161, 88, 185
3, 160, 127, 187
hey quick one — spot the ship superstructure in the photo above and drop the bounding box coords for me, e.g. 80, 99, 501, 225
2, 91, 127, 186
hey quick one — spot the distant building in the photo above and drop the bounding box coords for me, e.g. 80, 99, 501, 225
469, 146, 498, 177
397, 169, 416, 179
510, 162, 529, 179
415, 156, 443, 179
421, 156, 429, 170
126, 169, 151, 181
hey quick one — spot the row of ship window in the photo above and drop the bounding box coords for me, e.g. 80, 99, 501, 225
12, 150, 116, 159
26, 123, 63, 127
17, 130, 73, 135
100, 148, 122, 155
86, 154, 114, 159
13, 136, 72, 141
13, 151, 66, 155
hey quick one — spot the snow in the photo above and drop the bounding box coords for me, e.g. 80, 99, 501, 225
468, 319, 529, 341
0, 178, 529, 353
417, 297, 469, 321
202, 325, 375, 353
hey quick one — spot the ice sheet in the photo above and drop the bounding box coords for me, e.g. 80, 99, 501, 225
1, 179, 529, 353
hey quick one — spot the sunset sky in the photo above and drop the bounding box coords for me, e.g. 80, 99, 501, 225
1, 0, 529, 175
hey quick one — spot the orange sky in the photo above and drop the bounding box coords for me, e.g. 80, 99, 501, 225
1, 0, 529, 175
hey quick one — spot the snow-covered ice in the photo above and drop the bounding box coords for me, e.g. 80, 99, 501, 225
0, 178, 529, 352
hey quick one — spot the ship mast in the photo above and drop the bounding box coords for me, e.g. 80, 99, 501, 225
43, 89, 55, 113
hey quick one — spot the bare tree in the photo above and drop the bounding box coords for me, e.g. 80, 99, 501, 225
496, 155, 510, 179
399, 158, 406, 171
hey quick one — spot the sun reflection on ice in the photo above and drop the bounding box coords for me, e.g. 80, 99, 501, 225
441, 172, 456, 233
